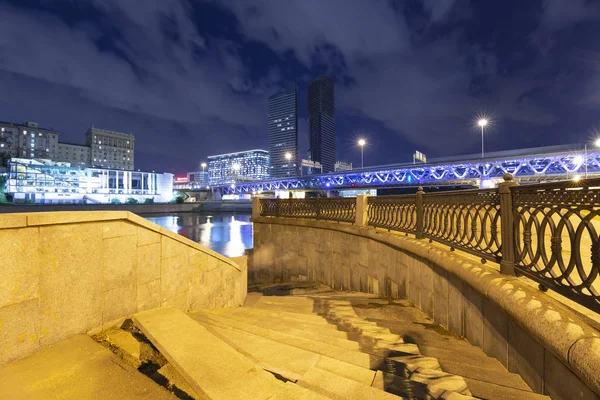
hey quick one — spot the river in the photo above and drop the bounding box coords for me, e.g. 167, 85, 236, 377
142, 212, 253, 258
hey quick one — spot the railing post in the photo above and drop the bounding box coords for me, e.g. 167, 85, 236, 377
275, 199, 281, 217
499, 173, 518, 276
316, 198, 321, 220
415, 186, 424, 239
355, 194, 369, 227
252, 197, 261, 219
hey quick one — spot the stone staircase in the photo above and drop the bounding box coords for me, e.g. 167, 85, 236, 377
95, 285, 551, 400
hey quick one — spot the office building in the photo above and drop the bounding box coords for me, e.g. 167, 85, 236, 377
335, 161, 353, 172
6, 158, 172, 204
173, 171, 209, 190
308, 76, 336, 173
56, 143, 91, 167
0, 121, 59, 161
86, 127, 134, 170
268, 84, 298, 177
208, 149, 270, 186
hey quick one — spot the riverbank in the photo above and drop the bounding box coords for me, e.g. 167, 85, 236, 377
0, 200, 252, 214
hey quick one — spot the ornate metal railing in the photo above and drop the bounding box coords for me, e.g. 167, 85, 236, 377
512, 179, 600, 311
368, 194, 417, 233
423, 189, 502, 262
260, 197, 356, 223
256, 175, 600, 312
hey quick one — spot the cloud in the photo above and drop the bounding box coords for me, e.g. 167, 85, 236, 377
540, 0, 600, 27
422, 0, 457, 22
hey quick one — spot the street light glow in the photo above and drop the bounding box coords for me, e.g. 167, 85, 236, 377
595, 138, 600, 148
358, 139, 366, 147
573, 175, 582, 182
478, 118, 488, 128
232, 163, 240, 171
574, 155, 585, 165
285, 152, 292, 160
201, 162, 207, 168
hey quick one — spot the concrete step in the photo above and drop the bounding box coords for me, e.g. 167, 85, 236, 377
271, 382, 335, 400
191, 310, 380, 369
0, 335, 176, 400
201, 308, 362, 351
437, 359, 532, 392
297, 366, 403, 400
198, 317, 377, 385
463, 377, 552, 400
132, 307, 286, 400
204, 307, 352, 338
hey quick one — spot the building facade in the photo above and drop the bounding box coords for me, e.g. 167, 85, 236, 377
0, 121, 59, 162
6, 158, 172, 204
208, 149, 269, 186
56, 143, 91, 167
173, 171, 209, 190
308, 76, 336, 173
268, 84, 298, 178
86, 127, 134, 170
335, 161, 352, 172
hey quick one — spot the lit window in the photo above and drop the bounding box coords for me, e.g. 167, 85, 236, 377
38, 133, 42, 136
99, 146, 102, 149
0, 144, 3, 148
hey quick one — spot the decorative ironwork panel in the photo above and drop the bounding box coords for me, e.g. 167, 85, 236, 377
512, 179, 600, 311
367, 195, 417, 233
423, 189, 501, 261
259, 198, 356, 223
260, 199, 278, 217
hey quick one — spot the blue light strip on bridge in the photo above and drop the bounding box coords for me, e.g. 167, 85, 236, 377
217, 149, 600, 194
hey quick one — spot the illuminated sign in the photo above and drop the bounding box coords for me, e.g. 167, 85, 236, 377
414, 151, 427, 163
175, 176, 188, 183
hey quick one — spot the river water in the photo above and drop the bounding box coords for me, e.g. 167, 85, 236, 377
143, 212, 253, 258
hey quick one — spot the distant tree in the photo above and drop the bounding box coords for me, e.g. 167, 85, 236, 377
144, 198, 154, 204
0, 175, 7, 203
110, 198, 121, 204
175, 195, 185, 204
0, 153, 10, 168
125, 197, 139, 204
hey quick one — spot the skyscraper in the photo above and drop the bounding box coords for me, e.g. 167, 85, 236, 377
268, 84, 298, 178
308, 76, 336, 173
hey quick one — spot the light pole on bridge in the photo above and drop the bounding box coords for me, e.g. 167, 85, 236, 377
478, 118, 488, 159
358, 139, 366, 169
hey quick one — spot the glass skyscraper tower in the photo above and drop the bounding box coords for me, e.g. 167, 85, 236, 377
268, 84, 298, 178
308, 76, 336, 173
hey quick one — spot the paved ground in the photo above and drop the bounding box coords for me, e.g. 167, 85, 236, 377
0, 335, 175, 400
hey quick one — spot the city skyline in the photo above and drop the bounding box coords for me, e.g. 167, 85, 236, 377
2, 1, 600, 175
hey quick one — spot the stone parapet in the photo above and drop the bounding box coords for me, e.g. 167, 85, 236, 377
251, 216, 600, 400
0, 211, 246, 367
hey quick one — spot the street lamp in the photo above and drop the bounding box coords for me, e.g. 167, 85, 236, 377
358, 139, 366, 168
478, 119, 488, 159
285, 152, 292, 176
583, 138, 600, 178
200, 162, 207, 172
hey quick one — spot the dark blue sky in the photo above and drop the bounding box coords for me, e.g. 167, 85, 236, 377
1, 0, 600, 174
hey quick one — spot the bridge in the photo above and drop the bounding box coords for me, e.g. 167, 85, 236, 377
217, 144, 598, 194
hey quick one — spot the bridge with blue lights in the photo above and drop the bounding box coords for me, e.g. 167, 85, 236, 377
217, 144, 598, 194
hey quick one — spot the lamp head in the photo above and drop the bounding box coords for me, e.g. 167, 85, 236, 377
358, 139, 366, 146
478, 119, 488, 128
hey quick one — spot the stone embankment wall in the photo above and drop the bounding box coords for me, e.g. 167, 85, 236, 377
0, 211, 247, 367
251, 217, 600, 400
0, 200, 252, 214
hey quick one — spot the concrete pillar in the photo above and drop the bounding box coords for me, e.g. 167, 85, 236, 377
355, 194, 369, 227
499, 173, 518, 276
252, 197, 261, 219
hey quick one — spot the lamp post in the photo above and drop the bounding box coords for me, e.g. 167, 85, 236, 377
584, 138, 600, 178
478, 119, 488, 159
358, 139, 366, 169
200, 162, 207, 187
232, 162, 240, 183
285, 152, 292, 176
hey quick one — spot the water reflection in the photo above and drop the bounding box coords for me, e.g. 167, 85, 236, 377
143, 213, 253, 258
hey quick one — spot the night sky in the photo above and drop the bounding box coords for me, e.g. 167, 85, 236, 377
1, 0, 600, 174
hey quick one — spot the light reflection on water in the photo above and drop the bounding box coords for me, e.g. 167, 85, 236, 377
143, 213, 253, 258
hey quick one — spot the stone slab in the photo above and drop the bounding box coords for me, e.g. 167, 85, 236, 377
0, 335, 175, 399
132, 307, 285, 400
297, 366, 400, 400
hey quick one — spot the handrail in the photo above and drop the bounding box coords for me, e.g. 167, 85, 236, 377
257, 175, 600, 313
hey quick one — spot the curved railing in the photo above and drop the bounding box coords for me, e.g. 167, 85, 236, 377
368, 194, 417, 233
260, 197, 356, 223
256, 176, 600, 312
423, 189, 501, 262
512, 179, 600, 311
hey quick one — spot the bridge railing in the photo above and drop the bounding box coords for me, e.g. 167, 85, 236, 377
256, 175, 600, 312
